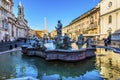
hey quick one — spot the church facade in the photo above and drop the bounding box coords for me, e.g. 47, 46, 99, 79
100, 0, 120, 40
0, 0, 29, 42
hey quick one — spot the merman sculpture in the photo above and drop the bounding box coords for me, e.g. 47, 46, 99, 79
54, 21, 71, 50
86, 37, 92, 48
63, 33, 71, 49
76, 34, 84, 49
55, 20, 62, 36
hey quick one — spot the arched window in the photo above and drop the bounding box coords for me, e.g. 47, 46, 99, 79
2, 19, 8, 30
108, 2, 112, 8
109, 15, 112, 23
90, 16, 94, 24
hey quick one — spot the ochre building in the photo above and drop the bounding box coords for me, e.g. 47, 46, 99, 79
62, 4, 100, 40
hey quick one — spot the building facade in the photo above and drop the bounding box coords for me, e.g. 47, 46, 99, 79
100, 0, 120, 40
62, 4, 100, 41
0, 0, 29, 42
51, 0, 120, 41
28, 28, 36, 38
62, 25, 69, 36
35, 30, 48, 38
50, 30, 57, 38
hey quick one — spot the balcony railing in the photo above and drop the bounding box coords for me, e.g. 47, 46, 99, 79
89, 22, 97, 30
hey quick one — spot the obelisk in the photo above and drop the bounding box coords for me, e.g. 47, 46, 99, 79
44, 17, 46, 32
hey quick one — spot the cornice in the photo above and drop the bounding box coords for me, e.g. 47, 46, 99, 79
101, 8, 120, 17
70, 7, 100, 25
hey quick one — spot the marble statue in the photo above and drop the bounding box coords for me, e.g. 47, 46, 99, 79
54, 35, 63, 49
32, 38, 46, 51
43, 34, 48, 43
54, 21, 72, 50
76, 34, 84, 49
86, 37, 92, 48
63, 33, 71, 49
55, 20, 62, 36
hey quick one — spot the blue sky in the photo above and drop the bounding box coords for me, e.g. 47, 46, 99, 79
13, 0, 100, 32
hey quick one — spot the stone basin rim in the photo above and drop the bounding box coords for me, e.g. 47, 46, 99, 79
45, 48, 95, 52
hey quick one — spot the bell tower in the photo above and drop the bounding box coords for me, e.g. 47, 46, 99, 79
9, 0, 14, 13
18, 1, 24, 20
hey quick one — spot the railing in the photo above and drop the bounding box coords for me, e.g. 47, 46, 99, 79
112, 33, 120, 41
89, 22, 97, 30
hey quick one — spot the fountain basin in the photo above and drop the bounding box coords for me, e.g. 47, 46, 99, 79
45, 48, 96, 61
85, 48, 96, 57
45, 49, 86, 61
21, 46, 96, 62
21, 46, 46, 58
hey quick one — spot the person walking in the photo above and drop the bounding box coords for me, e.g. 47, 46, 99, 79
104, 38, 108, 51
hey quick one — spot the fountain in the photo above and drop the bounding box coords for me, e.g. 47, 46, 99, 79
21, 20, 96, 62
21, 36, 47, 58
53, 20, 71, 50
45, 20, 96, 61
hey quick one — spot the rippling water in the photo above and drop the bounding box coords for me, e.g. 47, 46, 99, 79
0, 47, 120, 80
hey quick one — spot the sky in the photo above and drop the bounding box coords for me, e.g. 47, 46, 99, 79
13, 0, 100, 32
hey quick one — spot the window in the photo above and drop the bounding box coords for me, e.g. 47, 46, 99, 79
12, 25, 14, 37
95, 14, 97, 19
2, 20, 8, 30
108, 2, 112, 8
108, 15, 112, 23
87, 21, 89, 24
16, 28, 18, 37
19, 8, 22, 14
2, 10, 7, 15
90, 16, 94, 24
2, 20, 4, 29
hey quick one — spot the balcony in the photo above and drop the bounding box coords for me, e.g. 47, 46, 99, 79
89, 22, 97, 30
